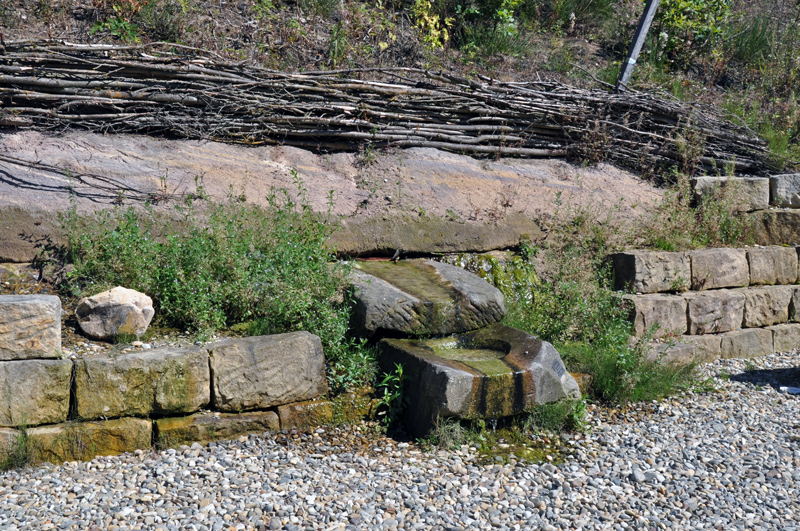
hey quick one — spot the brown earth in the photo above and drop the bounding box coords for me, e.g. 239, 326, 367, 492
0, 129, 662, 261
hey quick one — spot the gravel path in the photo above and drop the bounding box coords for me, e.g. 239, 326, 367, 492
1, 352, 798, 531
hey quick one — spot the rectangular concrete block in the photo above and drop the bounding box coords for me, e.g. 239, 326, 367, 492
690, 248, 749, 290
27, 418, 152, 464
0, 295, 62, 360
719, 329, 773, 359
611, 251, 690, 293
681, 335, 722, 363
747, 246, 798, 285
740, 285, 793, 328
770, 174, 800, 207
74, 346, 210, 420
0, 359, 72, 427
625, 294, 687, 338
692, 176, 769, 212
766, 323, 800, 353
683, 289, 744, 335
155, 411, 279, 448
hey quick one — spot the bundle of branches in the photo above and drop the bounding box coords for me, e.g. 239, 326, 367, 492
0, 40, 777, 176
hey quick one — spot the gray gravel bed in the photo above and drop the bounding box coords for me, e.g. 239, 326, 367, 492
1, 352, 799, 531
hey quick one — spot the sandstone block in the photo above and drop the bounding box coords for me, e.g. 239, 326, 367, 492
753, 209, 800, 246
770, 173, 800, 207
209, 333, 327, 412
791, 286, 800, 321
740, 285, 793, 328
331, 391, 380, 424
645, 342, 696, 366
690, 248, 749, 290
155, 411, 279, 448
0, 359, 72, 427
74, 346, 210, 420
379, 323, 580, 437
681, 335, 722, 363
692, 176, 769, 212
278, 400, 335, 429
611, 251, 690, 293
747, 246, 798, 285
766, 323, 800, 353
76, 286, 154, 340
27, 418, 152, 464
719, 329, 773, 359
683, 290, 744, 335
0, 295, 62, 360
350, 260, 505, 336
626, 294, 688, 338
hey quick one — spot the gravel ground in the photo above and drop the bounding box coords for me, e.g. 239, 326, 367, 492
1, 352, 799, 531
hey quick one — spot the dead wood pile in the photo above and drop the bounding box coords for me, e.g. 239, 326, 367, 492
0, 40, 776, 176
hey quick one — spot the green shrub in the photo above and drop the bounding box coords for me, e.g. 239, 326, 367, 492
61, 174, 375, 392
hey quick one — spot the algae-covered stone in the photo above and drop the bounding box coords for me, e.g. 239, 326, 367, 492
690, 248, 750, 290
625, 294, 687, 338
0, 295, 62, 361
208, 332, 327, 412
350, 259, 505, 336
155, 411, 279, 448
74, 346, 210, 420
747, 246, 798, 285
740, 285, 793, 328
379, 323, 579, 437
27, 418, 152, 463
683, 290, 744, 335
0, 359, 72, 427
278, 400, 335, 429
611, 251, 690, 293
719, 329, 773, 359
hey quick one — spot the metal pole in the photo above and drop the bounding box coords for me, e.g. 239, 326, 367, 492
616, 0, 661, 91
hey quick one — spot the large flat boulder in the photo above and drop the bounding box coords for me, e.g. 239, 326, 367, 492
747, 246, 797, 285
155, 411, 279, 448
719, 329, 773, 359
378, 323, 580, 437
689, 248, 749, 290
767, 323, 800, 353
27, 418, 152, 463
739, 285, 793, 328
350, 260, 505, 336
0, 359, 72, 427
683, 290, 744, 335
692, 176, 769, 212
625, 294, 688, 338
208, 332, 327, 412
611, 251, 690, 293
74, 346, 210, 420
0, 295, 62, 361
753, 210, 800, 245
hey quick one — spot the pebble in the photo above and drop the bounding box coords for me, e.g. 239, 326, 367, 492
1, 352, 799, 530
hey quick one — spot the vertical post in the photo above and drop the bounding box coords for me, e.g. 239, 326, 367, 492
616, 0, 661, 91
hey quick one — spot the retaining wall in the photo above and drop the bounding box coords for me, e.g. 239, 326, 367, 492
0, 295, 376, 465
613, 246, 800, 363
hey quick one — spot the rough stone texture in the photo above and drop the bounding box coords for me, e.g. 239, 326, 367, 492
74, 346, 210, 420
681, 335, 722, 363
155, 411, 279, 448
76, 286, 155, 340
690, 248, 749, 291
791, 286, 800, 322
209, 332, 327, 412
645, 342, 696, 366
350, 260, 505, 336
0, 428, 20, 462
753, 209, 800, 246
379, 323, 580, 437
747, 246, 798, 285
719, 329, 774, 359
331, 391, 379, 424
625, 294, 688, 338
0, 359, 72, 427
739, 285, 793, 328
570, 373, 593, 397
683, 290, 744, 335
278, 400, 336, 429
770, 173, 800, 208
766, 323, 800, 353
692, 176, 769, 212
27, 418, 152, 464
611, 251, 690, 293
0, 295, 62, 361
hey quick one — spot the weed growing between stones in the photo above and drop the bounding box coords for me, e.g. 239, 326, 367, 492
59, 174, 376, 392
0, 428, 31, 472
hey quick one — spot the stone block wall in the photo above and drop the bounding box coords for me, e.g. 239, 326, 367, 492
0, 295, 374, 465
613, 246, 800, 363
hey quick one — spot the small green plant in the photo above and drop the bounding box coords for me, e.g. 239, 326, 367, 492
327, 21, 349, 67
523, 399, 586, 434
652, 0, 732, 65
412, 0, 453, 51
0, 427, 31, 471
375, 363, 407, 428
91, 16, 141, 42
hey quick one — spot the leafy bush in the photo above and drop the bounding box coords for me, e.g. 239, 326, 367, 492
652, 0, 732, 65
61, 174, 375, 391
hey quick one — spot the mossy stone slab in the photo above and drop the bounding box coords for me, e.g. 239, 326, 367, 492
379, 323, 580, 437
350, 260, 505, 336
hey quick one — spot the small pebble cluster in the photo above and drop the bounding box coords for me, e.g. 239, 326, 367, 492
1, 352, 799, 531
